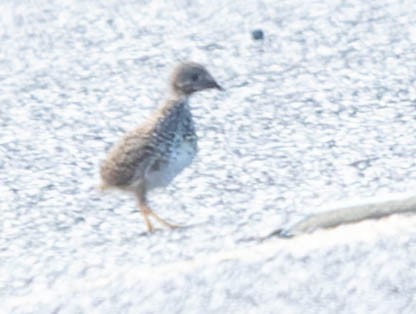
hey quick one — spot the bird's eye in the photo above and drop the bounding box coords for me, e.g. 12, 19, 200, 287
191, 73, 199, 81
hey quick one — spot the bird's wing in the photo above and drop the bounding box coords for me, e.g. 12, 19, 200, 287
100, 126, 155, 188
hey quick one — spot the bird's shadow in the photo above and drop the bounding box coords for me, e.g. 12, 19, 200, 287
136, 221, 208, 237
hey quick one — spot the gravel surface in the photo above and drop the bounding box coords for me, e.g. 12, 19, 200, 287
1, 0, 416, 313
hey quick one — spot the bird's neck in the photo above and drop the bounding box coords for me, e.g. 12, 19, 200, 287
165, 94, 190, 110
153, 95, 190, 123
169, 89, 190, 102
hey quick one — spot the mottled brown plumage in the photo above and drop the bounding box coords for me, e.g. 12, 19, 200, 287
100, 62, 223, 232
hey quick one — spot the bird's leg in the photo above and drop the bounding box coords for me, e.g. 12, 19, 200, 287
135, 188, 178, 231
136, 188, 154, 232
141, 206, 155, 232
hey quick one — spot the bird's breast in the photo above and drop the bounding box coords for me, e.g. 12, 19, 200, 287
145, 133, 197, 189
167, 132, 197, 173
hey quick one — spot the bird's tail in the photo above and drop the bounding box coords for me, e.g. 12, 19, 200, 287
97, 182, 111, 191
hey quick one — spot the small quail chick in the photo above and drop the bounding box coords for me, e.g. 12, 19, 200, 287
100, 62, 223, 232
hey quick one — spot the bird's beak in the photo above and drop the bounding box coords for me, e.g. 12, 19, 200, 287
208, 80, 224, 91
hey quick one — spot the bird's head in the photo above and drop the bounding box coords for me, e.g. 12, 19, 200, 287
170, 62, 223, 96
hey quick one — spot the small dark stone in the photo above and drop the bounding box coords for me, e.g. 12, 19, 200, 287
251, 29, 264, 40
74, 216, 86, 224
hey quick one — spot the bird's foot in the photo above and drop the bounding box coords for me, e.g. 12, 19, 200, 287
149, 212, 180, 230
140, 204, 179, 232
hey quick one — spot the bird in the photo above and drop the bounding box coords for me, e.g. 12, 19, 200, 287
100, 62, 223, 232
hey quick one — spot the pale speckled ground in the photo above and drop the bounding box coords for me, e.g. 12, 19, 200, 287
1, 0, 416, 313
